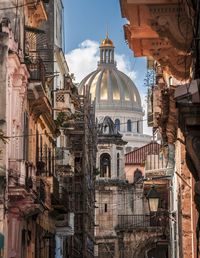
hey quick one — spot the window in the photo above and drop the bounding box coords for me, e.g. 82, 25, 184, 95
104, 204, 107, 212
134, 169, 142, 183
115, 119, 120, 131
169, 76, 173, 86
117, 153, 120, 177
137, 121, 140, 133
127, 119, 132, 132
100, 153, 111, 178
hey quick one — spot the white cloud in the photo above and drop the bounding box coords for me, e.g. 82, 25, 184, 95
65, 39, 136, 83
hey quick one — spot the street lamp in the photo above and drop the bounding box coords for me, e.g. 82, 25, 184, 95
147, 185, 160, 213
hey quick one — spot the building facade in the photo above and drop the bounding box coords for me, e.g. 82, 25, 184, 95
94, 118, 168, 258
119, 0, 200, 257
0, 1, 97, 258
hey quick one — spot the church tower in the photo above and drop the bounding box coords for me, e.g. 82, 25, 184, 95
95, 116, 133, 258
96, 116, 126, 179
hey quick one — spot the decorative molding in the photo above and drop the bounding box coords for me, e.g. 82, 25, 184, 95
148, 4, 193, 52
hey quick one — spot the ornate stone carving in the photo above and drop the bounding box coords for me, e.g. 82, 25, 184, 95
122, 3, 193, 80
148, 4, 193, 52
148, 43, 192, 80
27, 1, 47, 28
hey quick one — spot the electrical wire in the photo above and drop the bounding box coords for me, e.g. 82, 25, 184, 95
2, 118, 148, 139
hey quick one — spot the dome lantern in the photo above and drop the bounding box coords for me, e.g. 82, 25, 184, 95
99, 33, 115, 65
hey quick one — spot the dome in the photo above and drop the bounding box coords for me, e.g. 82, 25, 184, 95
100, 36, 114, 47
79, 36, 142, 113
79, 35, 151, 153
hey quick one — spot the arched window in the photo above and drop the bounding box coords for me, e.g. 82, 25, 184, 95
117, 153, 120, 177
100, 153, 111, 178
134, 169, 142, 183
115, 119, 120, 131
127, 119, 132, 132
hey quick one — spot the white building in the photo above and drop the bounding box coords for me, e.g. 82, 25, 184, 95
79, 35, 151, 152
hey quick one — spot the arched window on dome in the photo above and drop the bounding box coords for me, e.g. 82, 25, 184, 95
127, 119, 132, 132
115, 119, 120, 131
100, 153, 111, 178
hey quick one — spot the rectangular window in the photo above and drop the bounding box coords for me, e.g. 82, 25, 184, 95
104, 203, 107, 212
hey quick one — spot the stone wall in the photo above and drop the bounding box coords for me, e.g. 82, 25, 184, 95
176, 130, 197, 258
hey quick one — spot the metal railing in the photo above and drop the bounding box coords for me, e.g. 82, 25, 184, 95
117, 213, 167, 230
27, 59, 46, 86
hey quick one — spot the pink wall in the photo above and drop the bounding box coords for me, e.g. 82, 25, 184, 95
125, 164, 144, 183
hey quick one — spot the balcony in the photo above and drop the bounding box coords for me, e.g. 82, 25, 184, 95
27, 59, 46, 87
117, 213, 167, 231
55, 147, 74, 176
46, 176, 60, 204
8, 160, 37, 202
55, 90, 72, 112
36, 177, 51, 209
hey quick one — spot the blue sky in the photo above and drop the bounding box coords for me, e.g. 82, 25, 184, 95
63, 0, 151, 134
63, 0, 147, 88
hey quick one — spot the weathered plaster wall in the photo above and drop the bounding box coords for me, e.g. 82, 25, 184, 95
125, 164, 144, 183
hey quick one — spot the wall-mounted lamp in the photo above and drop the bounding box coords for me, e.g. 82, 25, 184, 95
146, 185, 160, 213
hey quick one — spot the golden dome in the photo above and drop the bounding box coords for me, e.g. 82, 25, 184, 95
100, 35, 114, 47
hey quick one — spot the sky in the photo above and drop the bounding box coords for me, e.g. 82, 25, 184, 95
63, 0, 152, 135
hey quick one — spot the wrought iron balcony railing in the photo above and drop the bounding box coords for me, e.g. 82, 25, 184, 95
117, 213, 167, 230
27, 59, 46, 86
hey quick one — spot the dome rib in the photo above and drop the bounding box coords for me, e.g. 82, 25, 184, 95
112, 68, 125, 104
117, 70, 142, 107
96, 69, 105, 102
